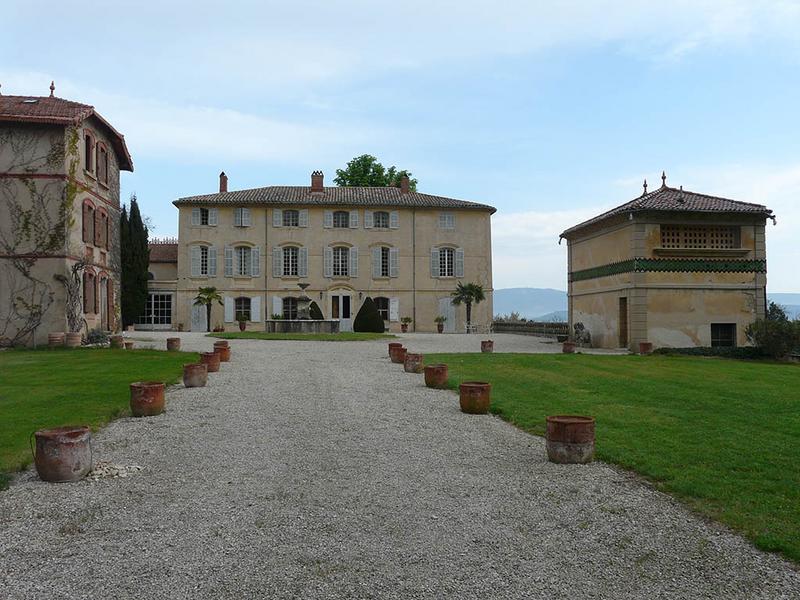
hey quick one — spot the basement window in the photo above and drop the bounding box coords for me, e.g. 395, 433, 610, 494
710, 323, 736, 347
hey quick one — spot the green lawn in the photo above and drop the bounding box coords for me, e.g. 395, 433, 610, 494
0, 347, 198, 488
209, 331, 395, 341
428, 352, 800, 562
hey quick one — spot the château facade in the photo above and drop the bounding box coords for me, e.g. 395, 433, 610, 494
161, 171, 494, 333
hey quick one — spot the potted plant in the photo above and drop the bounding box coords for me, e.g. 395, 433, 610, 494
400, 316, 413, 333
237, 315, 247, 332
434, 315, 446, 333
270, 313, 283, 320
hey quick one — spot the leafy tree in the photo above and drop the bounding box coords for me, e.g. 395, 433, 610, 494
334, 154, 418, 191
193, 287, 223, 333
745, 301, 800, 359
120, 195, 149, 327
451, 282, 486, 330
309, 301, 324, 320
353, 296, 385, 333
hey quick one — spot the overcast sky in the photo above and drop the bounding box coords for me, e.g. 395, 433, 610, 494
3, 1, 799, 291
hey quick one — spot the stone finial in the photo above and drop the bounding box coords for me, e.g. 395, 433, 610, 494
661, 170, 667, 187
49, 81, 55, 97
642, 178, 648, 195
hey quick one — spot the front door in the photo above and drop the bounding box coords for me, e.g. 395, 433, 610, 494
191, 302, 208, 332
331, 293, 352, 332
439, 297, 456, 333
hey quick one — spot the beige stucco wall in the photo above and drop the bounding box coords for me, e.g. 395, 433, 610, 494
171, 204, 493, 332
566, 215, 768, 350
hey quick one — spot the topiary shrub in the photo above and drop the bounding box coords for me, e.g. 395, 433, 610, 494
353, 297, 385, 333
309, 301, 324, 320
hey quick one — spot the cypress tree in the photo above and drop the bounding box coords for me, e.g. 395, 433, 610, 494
353, 297, 385, 333
120, 195, 149, 327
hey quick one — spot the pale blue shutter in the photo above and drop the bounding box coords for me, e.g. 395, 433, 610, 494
242, 208, 252, 227
190, 245, 201, 276
208, 246, 217, 276
372, 247, 381, 278
430, 248, 440, 277
191, 208, 201, 226
208, 208, 218, 226
324, 247, 333, 277
251, 247, 260, 276
251, 296, 261, 322
272, 246, 282, 277
389, 211, 399, 229
364, 210, 374, 229
389, 298, 399, 322
234, 208, 242, 227
349, 210, 359, 228
224, 246, 233, 277
272, 296, 283, 318
455, 248, 464, 278
389, 247, 399, 277
349, 246, 358, 277
273, 209, 282, 227
299, 209, 309, 227
323, 211, 333, 228
224, 297, 235, 322
298, 247, 308, 277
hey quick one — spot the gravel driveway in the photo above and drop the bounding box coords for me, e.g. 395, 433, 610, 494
1, 333, 798, 599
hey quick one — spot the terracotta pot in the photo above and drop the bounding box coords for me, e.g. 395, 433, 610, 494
562, 341, 576, 354
459, 381, 491, 414
481, 340, 494, 353
166, 337, 181, 351
213, 340, 229, 348
48, 332, 65, 348
32, 425, 92, 482
129, 381, 165, 417
437, 323, 444, 333
200, 351, 220, 373
404, 352, 424, 373
639, 341, 653, 355
238, 321, 246, 331
110, 335, 124, 349
388, 342, 403, 357
214, 345, 231, 362
64, 332, 82, 348
124, 341, 134, 350
390, 346, 407, 364
424, 364, 448, 388
183, 363, 208, 388
546, 415, 595, 464
126, 325, 135, 332
401, 324, 409, 333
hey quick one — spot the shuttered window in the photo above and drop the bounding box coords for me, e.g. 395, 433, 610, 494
374, 297, 390, 320
283, 210, 299, 227
374, 211, 389, 228
235, 297, 251, 321
283, 246, 299, 276
333, 211, 349, 228
83, 202, 95, 244
333, 246, 349, 276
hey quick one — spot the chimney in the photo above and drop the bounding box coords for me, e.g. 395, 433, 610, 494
311, 170, 324, 193
400, 175, 410, 194
219, 171, 228, 193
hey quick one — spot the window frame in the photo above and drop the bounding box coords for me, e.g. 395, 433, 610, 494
439, 247, 455, 277
96, 142, 109, 185
374, 297, 390, 321
373, 211, 390, 228
83, 200, 96, 245
83, 131, 95, 173
235, 246, 252, 277
282, 246, 299, 277
235, 296, 252, 322
333, 246, 350, 277
200, 245, 210, 276
439, 212, 455, 230
710, 323, 737, 347
333, 211, 350, 228
283, 209, 300, 227
282, 297, 298, 320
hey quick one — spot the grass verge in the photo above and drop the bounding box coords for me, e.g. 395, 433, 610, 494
0, 347, 198, 487
209, 331, 395, 341
427, 352, 800, 562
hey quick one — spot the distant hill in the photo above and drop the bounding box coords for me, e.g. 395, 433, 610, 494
494, 288, 800, 321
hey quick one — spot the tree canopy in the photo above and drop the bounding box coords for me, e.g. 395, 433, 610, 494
120, 196, 149, 328
451, 282, 486, 328
334, 154, 418, 191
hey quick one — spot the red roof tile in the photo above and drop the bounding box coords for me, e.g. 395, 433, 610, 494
148, 243, 178, 263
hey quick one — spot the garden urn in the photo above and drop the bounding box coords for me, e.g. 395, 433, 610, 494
404, 353, 424, 374
183, 363, 208, 388
437, 323, 444, 334
200, 351, 220, 373
401, 323, 409, 333
388, 342, 403, 357
64, 332, 82, 348
214, 344, 231, 362
481, 340, 494, 353
130, 381, 166, 417
424, 364, 448, 389
110, 335, 124, 349
238, 321, 247, 332
32, 425, 92, 483
562, 341, 576, 354
459, 381, 491, 414
546, 415, 595, 464
48, 332, 65, 348
124, 341, 134, 350
166, 337, 181, 351
638, 341, 653, 355
390, 346, 407, 364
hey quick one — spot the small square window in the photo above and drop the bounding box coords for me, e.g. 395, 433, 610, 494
711, 323, 736, 347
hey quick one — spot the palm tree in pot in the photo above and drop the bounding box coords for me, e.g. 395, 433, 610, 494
451, 282, 485, 331
194, 287, 223, 333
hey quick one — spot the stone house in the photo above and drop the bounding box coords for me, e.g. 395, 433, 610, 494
165, 171, 495, 333
0, 85, 133, 345
559, 175, 774, 350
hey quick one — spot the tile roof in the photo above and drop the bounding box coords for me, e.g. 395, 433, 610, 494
0, 94, 133, 171
560, 184, 772, 238
148, 243, 178, 263
174, 185, 496, 213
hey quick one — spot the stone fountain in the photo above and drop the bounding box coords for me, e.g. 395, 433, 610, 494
297, 282, 312, 320
264, 282, 340, 334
